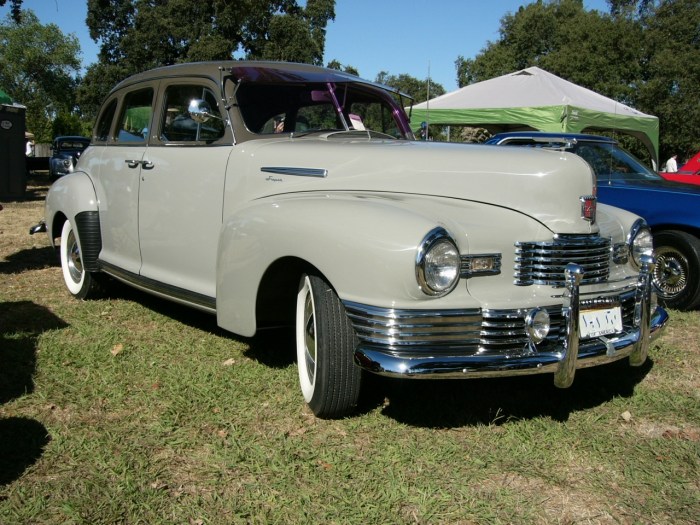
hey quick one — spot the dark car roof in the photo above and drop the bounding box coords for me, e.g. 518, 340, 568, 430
486, 131, 616, 145
111, 60, 410, 99
54, 135, 90, 142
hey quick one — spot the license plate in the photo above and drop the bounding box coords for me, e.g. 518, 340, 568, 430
579, 307, 623, 339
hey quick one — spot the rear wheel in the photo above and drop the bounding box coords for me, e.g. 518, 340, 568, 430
60, 219, 101, 299
296, 274, 361, 418
652, 230, 700, 310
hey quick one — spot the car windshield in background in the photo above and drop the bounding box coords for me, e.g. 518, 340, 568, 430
57, 140, 89, 150
236, 82, 410, 139
570, 141, 661, 184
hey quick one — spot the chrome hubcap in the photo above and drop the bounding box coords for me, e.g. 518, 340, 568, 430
67, 230, 84, 284
653, 246, 688, 299
303, 293, 316, 383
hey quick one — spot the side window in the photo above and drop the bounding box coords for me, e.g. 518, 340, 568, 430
94, 98, 117, 142
116, 88, 154, 143
160, 84, 225, 143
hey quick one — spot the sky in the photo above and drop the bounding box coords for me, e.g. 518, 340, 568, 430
4, 0, 610, 93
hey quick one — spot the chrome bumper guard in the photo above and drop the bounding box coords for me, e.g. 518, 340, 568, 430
352, 255, 668, 387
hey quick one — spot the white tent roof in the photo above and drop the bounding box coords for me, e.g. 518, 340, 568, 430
414, 66, 653, 119
410, 66, 659, 166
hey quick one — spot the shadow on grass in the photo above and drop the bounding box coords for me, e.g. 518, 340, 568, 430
0, 417, 51, 486
87, 284, 655, 426
369, 358, 653, 427
0, 246, 57, 274
0, 301, 64, 486
0, 301, 69, 403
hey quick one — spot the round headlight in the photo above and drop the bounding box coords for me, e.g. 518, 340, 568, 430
629, 220, 654, 269
416, 228, 461, 296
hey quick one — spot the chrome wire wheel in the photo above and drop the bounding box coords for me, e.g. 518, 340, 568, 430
653, 245, 688, 300
651, 230, 700, 310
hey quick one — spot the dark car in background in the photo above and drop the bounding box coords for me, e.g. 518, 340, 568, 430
487, 132, 700, 311
49, 136, 90, 181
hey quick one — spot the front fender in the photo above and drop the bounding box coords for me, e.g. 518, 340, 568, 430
45, 170, 98, 247
216, 192, 464, 336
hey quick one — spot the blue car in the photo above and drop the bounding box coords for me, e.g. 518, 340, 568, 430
487, 132, 700, 311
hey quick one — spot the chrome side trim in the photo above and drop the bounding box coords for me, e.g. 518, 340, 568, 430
260, 166, 328, 178
99, 260, 216, 313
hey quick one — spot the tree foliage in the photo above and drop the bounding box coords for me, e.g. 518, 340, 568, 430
79, 0, 335, 119
454, 0, 699, 162
0, 10, 81, 142
0, 0, 21, 23
374, 71, 445, 104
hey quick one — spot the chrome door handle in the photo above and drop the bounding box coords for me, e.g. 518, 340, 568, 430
141, 161, 154, 170
125, 159, 140, 168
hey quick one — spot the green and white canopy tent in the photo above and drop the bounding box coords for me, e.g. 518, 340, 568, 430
409, 67, 660, 168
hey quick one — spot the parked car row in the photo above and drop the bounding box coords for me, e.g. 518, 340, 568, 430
33, 62, 668, 417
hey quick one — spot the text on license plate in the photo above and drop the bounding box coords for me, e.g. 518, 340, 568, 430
579, 307, 623, 339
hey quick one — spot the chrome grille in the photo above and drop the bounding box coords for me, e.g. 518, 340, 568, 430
515, 234, 612, 286
344, 288, 637, 358
344, 302, 483, 353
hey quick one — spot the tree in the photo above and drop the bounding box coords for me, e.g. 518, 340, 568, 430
0, 0, 22, 23
454, 0, 700, 163
633, 0, 700, 162
0, 10, 81, 142
79, 0, 335, 119
326, 60, 359, 76
374, 71, 445, 104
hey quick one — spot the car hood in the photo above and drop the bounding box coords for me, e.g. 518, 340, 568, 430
234, 136, 601, 234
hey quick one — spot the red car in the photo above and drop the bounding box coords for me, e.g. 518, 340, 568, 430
660, 151, 700, 185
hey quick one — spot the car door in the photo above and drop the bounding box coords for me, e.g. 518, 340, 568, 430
93, 86, 156, 275
137, 81, 231, 303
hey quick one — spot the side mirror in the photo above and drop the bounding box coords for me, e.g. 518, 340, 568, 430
188, 99, 219, 123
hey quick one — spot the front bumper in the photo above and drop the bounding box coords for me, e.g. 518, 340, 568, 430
349, 257, 668, 387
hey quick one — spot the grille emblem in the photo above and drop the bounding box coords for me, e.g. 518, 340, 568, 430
580, 195, 596, 222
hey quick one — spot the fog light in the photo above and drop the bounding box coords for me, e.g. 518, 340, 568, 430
525, 308, 550, 344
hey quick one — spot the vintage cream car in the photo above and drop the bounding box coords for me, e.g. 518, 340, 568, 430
37, 62, 668, 418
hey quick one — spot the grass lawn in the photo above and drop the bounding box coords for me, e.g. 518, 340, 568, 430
1, 176, 698, 524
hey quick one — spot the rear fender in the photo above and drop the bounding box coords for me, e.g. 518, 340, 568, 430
45, 171, 99, 254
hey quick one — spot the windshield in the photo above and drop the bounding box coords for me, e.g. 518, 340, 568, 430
57, 140, 89, 151
572, 141, 662, 184
235, 81, 412, 139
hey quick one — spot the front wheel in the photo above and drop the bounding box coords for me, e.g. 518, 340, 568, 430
60, 219, 101, 299
652, 230, 700, 310
296, 274, 362, 418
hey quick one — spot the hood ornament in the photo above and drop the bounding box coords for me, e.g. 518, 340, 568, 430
580, 195, 596, 222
